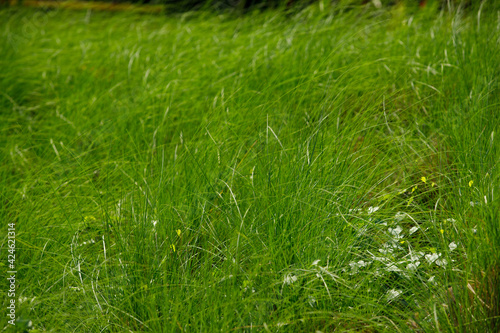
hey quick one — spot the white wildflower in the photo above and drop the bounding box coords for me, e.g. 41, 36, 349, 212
425, 253, 439, 264
410, 251, 424, 262
312, 259, 321, 266
367, 206, 380, 214
386, 289, 402, 302
357, 226, 368, 236
409, 226, 419, 235
283, 274, 297, 285
388, 225, 404, 239
379, 242, 394, 255
308, 295, 316, 307
385, 264, 401, 272
406, 261, 420, 271
435, 258, 447, 267
449, 242, 457, 251
394, 212, 406, 221
369, 252, 389, 262
349, 260, 369, 274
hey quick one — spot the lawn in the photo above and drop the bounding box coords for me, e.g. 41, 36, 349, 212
0, 2, 499, 332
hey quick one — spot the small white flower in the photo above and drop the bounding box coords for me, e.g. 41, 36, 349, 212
283, 274, 297, 285
385, 264, 401, 272
349, 261, 359, 273
425, 253, 439, 264
449, 242, 457, 251
357, 226, 368, 236
410, 251, 424, 262
308, 295, 316, 307
409, 226, 419, 235
388, 226, 404, 239
379, 242, 394, 254
349, 260, 370, 274
390, 240, 402, 249
369, 253, 389, 262
386, 289, 402, 301
394, 212, 406, 221
407, 261, 420, 271
312, 259, 321, 266
367, 206, 380, 214
152, 220, 158, 227
435, 258, 447, 267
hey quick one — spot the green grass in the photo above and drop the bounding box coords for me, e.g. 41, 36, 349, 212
1, 2, 499, 332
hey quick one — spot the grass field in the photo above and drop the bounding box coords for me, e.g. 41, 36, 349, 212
1, 2, 499, 332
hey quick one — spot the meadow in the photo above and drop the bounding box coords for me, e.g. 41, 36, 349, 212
0, 1, 499, 331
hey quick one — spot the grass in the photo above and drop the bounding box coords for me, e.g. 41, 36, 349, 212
0, 1, 499, 332
6, 0, 165, 13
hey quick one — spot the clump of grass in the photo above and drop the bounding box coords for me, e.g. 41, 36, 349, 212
0, 2, 498, 331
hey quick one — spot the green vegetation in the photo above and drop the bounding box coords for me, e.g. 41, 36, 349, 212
1, 2, 498, 332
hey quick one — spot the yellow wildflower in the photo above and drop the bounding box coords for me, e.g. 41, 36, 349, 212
176, 229, 181, 237
84, 216, 96, 223
469, 180, 473, 187
170, 244, 176, 252
421, 177, 427, 184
